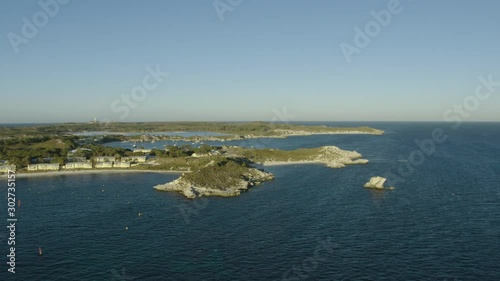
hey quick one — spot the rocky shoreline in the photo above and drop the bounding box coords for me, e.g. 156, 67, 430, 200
364, 176, 395, 190
258, 146, 369, 168
154, 146, 370, 198
117, 128, 384, 143
154, 166, 274, 198
312, 146, 369, 168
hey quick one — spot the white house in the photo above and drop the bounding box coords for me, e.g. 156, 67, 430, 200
65, 162, 92, 169
28, 163, 60, 171
114, 162, 131, 168
122, 156, 147, 163
95, 162, 113, 168
66, 157, 87, 163
0, 165, 16, 173
94, 156, 116, 163
191, 153, 208, 157
209, 150, 221, 156
68, 148, 92, 154
133, 149, 152, 153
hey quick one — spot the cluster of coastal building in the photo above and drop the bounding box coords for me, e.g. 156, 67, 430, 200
0, 161, 16, 173
0, 144, 225, 174
0, 155, 149, 173
29, 155, 148, 171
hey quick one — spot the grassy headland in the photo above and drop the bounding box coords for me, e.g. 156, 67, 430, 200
153, 145, 368, 198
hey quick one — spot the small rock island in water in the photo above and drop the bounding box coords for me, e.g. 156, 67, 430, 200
154, 158, 275, 198
364, 176, 395, 190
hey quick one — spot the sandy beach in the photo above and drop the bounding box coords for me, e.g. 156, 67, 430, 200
0, 169, 185, 179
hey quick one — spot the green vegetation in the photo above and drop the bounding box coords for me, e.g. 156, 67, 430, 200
0, 130, 226, 170
0, 126, 354, 174
135, 155, 220, 171
0, 131, 347, 172
0, 121, 383, 139
0, 135, 137, 168
237, 147, 323, 162
153, 156, 275, 197
150, 144, 215, 158
0, 120, 376, 174
0, 122, 377, 197
74, 144, 131, 158
182, 158, 251, 190
0, 135, 78, 168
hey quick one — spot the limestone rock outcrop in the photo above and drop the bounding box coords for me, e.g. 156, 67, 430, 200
364, 176, 394, 190
154, 167, 274, 198
315, 146, 369, 168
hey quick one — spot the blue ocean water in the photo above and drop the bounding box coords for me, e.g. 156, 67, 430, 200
1, 122, 499, 280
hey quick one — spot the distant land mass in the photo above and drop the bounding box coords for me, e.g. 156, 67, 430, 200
0, 121, 383, 139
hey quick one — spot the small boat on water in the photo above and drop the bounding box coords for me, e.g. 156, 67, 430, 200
132, 142, 137, 148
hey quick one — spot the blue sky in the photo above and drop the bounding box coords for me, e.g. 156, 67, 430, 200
1, 0, 499, 123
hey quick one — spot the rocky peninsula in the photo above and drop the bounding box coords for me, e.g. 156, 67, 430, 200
236, 145, 369, 168
154, 158, 274, 198
154, 145, 369, 198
